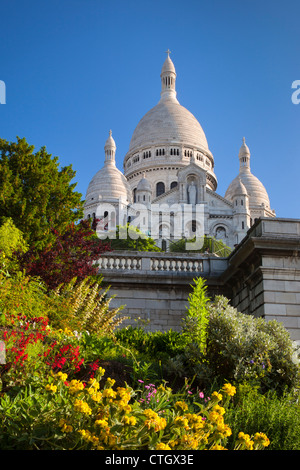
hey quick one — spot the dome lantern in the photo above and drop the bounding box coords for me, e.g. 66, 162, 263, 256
160, 49, 178, 102
239, 137, 251, 173
104, 130, 116, 165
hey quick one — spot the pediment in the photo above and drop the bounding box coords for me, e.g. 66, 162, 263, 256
177, 162, 207, 183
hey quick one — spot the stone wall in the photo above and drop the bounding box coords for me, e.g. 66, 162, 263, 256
223, 218, 300, 343
99, 251, 229, 332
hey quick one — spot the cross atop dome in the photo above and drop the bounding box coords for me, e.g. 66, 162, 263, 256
165, 48, 171, 57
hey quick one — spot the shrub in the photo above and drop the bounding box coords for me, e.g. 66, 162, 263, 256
107, 224, 161, 252
20, 220, 110, 290
0, 272, 54, 321
115, 327, 187, 360
50, 277, 128, 335
168, 283, 300, 394
182, 277, 209, 354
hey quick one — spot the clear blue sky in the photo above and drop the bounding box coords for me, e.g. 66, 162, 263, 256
0, 0, 299, 218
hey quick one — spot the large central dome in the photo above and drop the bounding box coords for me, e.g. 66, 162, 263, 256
128, 99, 209, 154
124, 51, 217, 192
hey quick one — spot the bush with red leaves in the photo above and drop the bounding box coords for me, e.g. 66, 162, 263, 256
19, 219, 111, 290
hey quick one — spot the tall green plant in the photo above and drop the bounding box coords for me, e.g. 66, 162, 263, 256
182, 277, 210, 354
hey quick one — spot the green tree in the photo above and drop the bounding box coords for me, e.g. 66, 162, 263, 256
0, 137, 83, 250
0, 218, 28, 273
169, 235, 232, 257
108, 224, 161, 251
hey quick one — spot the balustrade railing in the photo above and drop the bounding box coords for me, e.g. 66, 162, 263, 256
97, 252, 204, 274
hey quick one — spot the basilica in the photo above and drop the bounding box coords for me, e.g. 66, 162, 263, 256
83, 51, 275, 250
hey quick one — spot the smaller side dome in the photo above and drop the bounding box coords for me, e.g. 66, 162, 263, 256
233, 178, 248, 196
225, 138, 271, 209
137, 173, 152, 192
84, 131, 132, 209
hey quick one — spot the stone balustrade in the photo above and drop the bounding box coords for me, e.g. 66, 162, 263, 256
97, 251, 204, 274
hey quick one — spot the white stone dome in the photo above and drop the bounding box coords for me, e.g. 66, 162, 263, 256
225, 138, 270, 208
128, 99, 209, 154
85, 131, 132, 206
137, 173, 152, 192
225, 173, 270, 207
85, 165, 132, 203
123, 52, 217, 191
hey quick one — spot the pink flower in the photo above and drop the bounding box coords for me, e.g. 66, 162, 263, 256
199, 392, 204, 399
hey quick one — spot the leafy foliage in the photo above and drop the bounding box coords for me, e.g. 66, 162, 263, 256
168, 288, 300, 394
0, 218, 28, 273
50, 277, 128, 335
0, 272, 54, 321
182, 277, 210, 354
115, 326, 187, 360
20, 219, 111, 289
108, 224, 161, 251
169, 235, 231, 256
0, 137, 83, 250
226, 384, 300, 450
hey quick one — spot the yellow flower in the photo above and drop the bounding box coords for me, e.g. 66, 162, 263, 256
102, 388, 117, 399
209, 410, 223, 423
68, 379, 85, 394
180, 434, 199, 449
106, 377, 116, 387
211, 391, 223, 401
211, 444, 227, 450
144, 409, 167, 432
61, 423, 73, 433
174, 400, 188, 412
123, 415, 137, 426
78, 429, 99, 445
174, 416, 189, 429
98, 367, 105, 377
45, 384, 57, 393
222, 383, 236, 397
213, 404, 226, 415
253, 432, 270, 447
88, 378, 100, 390
56, 371, 68, 382
237, 432, 254, 450
90, 391, 103, 402
74, 399, 92, 415
186, 413, 205, 431
216, 422, 232, 437
120, 404, 132, 413
156, 443, 171, 450
95, 418, 109, 428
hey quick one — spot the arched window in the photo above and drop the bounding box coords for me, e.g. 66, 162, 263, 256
133, 188, 137, 203
170, 181, 178, 189
156, 182, 165, 197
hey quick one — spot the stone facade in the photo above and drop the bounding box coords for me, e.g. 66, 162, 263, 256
223, 218, 300, 342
